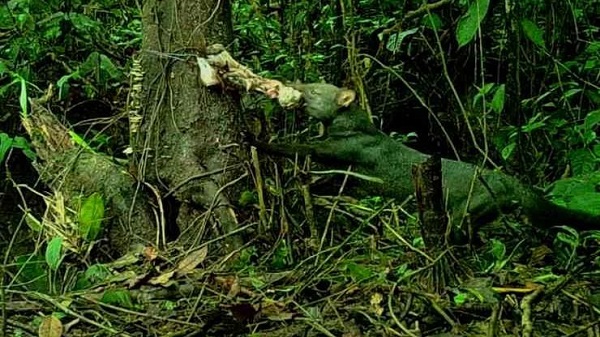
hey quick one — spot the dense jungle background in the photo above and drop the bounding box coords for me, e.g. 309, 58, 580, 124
1, 0, 600, 336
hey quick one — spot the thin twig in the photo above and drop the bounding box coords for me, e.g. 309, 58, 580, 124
520, 285, 544, 337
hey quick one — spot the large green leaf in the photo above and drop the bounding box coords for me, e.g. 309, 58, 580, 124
79, 192, 105, 241
456, 0, 490, 47
548, 171, 600, 215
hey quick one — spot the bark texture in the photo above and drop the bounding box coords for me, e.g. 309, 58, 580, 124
140, 0, 244, 248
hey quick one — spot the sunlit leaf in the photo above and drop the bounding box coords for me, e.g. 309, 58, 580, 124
38, 315, 63, 337
68, 130, 94, 152
568, 149, 596, 176
79, 192, 105, 241
45, 237, 64, 271
456, 0, 490, 47
344, 262, 373, 282
453, 292, 468, 305
25, 212, 42, 232
18, 75, 27, 117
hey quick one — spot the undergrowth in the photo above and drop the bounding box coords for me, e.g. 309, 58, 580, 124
1, 0, 599, 336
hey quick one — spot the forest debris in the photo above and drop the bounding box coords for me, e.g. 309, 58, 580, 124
148, 246, 208, 286
521, 284, 544, 337
22, 85, 74, 161
38, 315, 63, 337
21, 86, 158, 256
149, 270, 176, 286
198, 45, 303, 108
175, 246, 208, 276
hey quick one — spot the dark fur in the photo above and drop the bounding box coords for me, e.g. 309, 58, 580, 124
257, 83, 600, 233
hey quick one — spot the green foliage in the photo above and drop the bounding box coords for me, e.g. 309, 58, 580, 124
521, 19, 546, 49
0, 0, 137, 100
554, 227, 580, 270
456, 0, 490, 47
13, 254, 48, 293
341, 261, 374, 283
0, 132, 36, 163
78, 192, 105, 241
101, 289, 135, 309
270, 241, 291, 269
238, 190, 257, 207
548, 172, 600, 214
45, 236, 64, 271
74, 264, 111, 290
0, 0, 139, 168
386, 28, 418, 53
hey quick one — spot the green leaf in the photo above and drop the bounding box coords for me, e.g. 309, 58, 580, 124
422, 13, 443, 30
85, 264, 111, 281
344, 262, 374, 282
386, 28, 418, 52
43, 23, 62, 40
568, 149, 596, 176
12, 136, 36, 160
57, 73, 74, 101
556, 227, 579, 246
45, 237, 64, 271
453, 292, 468, 305
456, 0, 490, 47
501, 142, 516, 160
25, 212, 42, 232
99, 54, 122, 80
584, 110, 600, 131
0, 133, 13, 163
0, 60, 7, 75
15, 254, 48, 292
490, 239, 506, 261
18, 75, 27, 117
79, 52, 100, 76
79, 192, 105, 241
238, 190, 256, 206
521, 19, 546, 49
68, 131, 94, 152
491, 84, 505, 113
101, 289, 134, 309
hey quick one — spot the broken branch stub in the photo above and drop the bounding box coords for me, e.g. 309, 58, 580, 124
198, 45, 302, 109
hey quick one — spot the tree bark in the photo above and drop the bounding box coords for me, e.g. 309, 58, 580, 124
140, 0, 244, 249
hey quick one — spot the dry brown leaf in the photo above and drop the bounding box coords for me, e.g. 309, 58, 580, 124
143, 246, 158, 261
38, 315, 63, 337
175, 246, 208, 276
261, 301, 294, 321
227, 278, 241, 298
149, 270, 175, 285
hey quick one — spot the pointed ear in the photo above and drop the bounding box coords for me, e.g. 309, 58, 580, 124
336, 89, 356, 107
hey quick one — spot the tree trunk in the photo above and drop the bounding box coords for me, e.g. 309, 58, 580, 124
140, 0, 244, 250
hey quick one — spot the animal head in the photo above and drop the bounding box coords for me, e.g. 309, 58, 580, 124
289, 83, 357, 121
